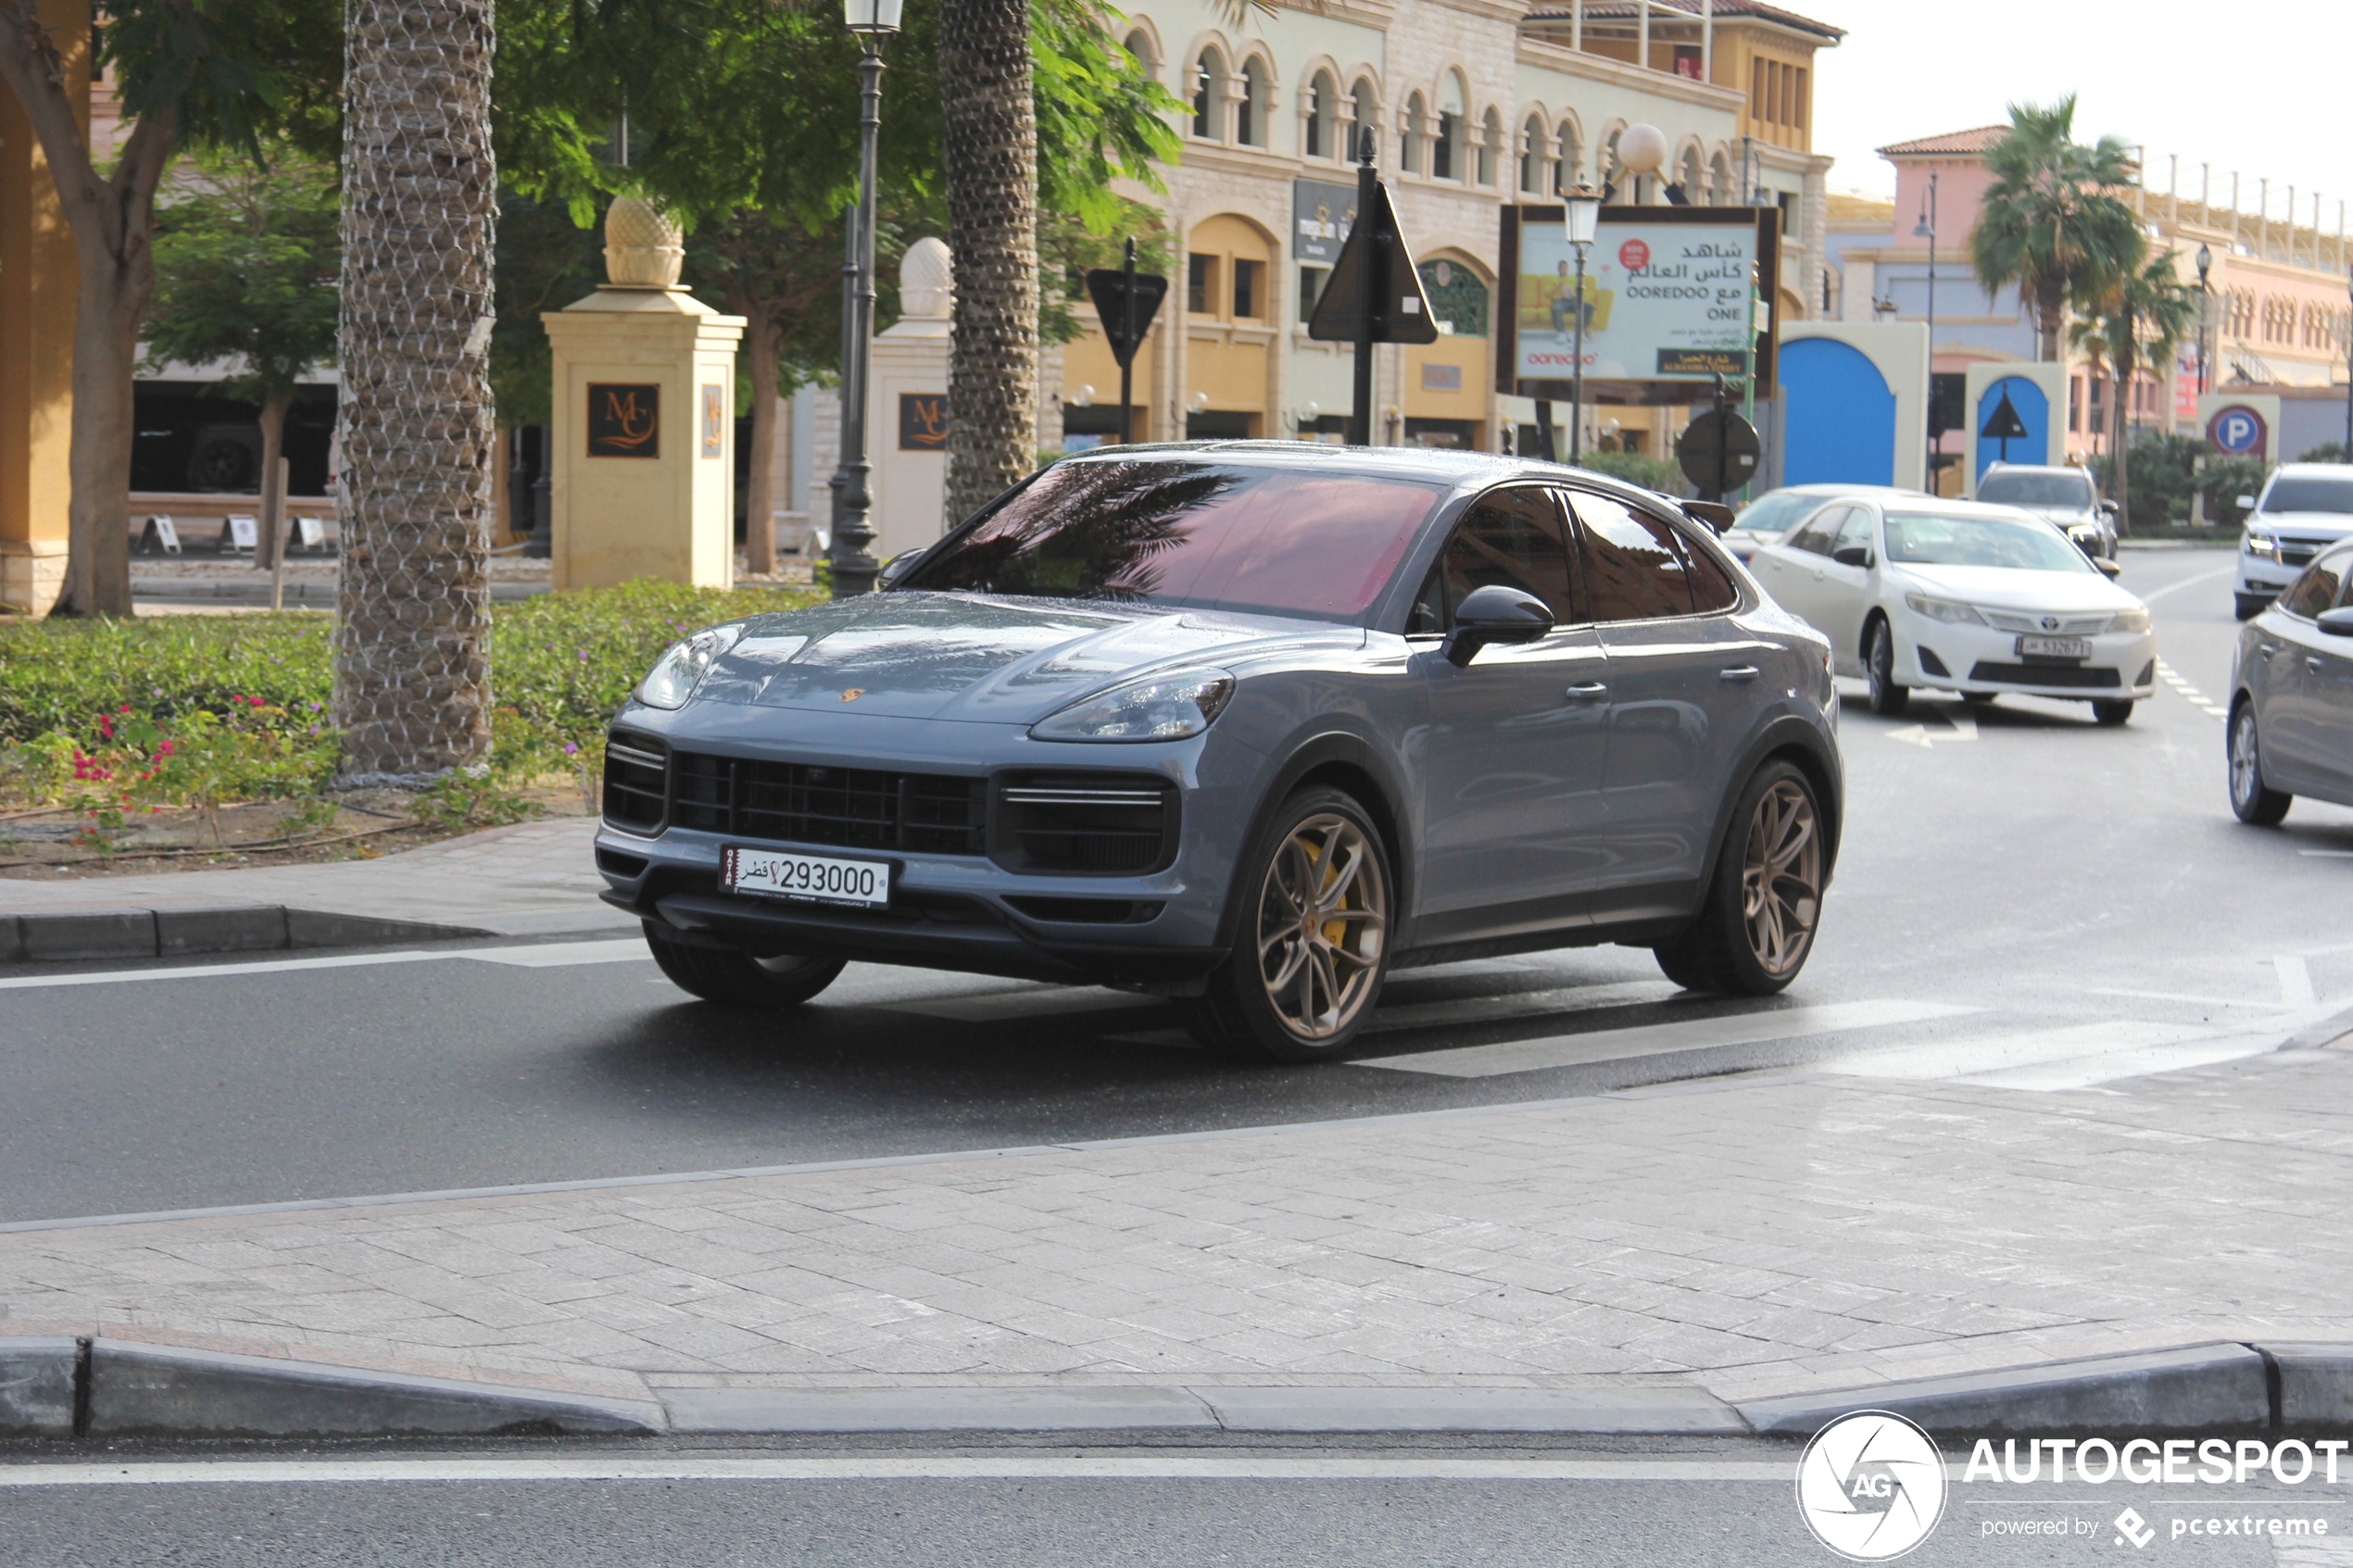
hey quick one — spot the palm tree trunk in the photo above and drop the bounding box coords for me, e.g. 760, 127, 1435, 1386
333, 0, 497, 784
939, 0, 1038, 525
2108, 356, 2131, 535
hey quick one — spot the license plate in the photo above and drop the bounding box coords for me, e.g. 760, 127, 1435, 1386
723, 846, 891, 908
2017, 634, 2091, 659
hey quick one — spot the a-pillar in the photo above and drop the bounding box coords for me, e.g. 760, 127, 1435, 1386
540, 197, 746, 590
0, 0, 87, 616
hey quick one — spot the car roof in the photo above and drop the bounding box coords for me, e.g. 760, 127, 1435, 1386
1873, 495, 2051, 523
1981, 463, 2089, 477
1051, 440, 1687, 513
2270, 463, 2353, 478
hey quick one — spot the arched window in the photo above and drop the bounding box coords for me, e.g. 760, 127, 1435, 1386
1433, 72, 1466, 181
1402, 92, 1427, 174
1304, 69, 1337, 159
1238, 56, 1267, 147
1349, 78, 1378, 164
1519, 114, 1546, 194
1710, 149, 1734, 206
1679, 144, 1705, 203
1123, 28, 1154, 80
1192, 50, 1226, 141
1478, 108, 1501, 186
1555, 119, 1582, 193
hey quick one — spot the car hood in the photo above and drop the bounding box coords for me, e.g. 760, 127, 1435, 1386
2010, 504, 2096, 526
2253, 512, 2353, 535
1887, 562, 2140, 613
689, 592, 1362, 723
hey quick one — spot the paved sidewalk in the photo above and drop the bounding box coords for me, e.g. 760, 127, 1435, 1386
0, 818, 621, 938
6, 1039, 2352, 1411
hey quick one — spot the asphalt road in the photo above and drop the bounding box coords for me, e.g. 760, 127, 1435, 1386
5, 545, 2349, 1225
2, 1439, 2341, 1566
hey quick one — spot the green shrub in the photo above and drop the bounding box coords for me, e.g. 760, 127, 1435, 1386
2124, 433, 2200, 531
2199, 458, 2271, 525
0, 613, 332, 743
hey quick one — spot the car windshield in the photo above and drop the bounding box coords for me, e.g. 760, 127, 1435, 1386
2261, 476, 2353, 515
1883, 511, 2094, 572
1731, 490, 1827, 538
900, 458, 1446, 621
1975, 471, 2095, 509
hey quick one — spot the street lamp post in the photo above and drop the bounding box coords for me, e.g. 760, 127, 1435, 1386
2196, 244, 2212, 397
827, 0, 902, 599
2344, 266, 2352, 454
1914, 171, 1939, 487
1565, 184, 1601, 464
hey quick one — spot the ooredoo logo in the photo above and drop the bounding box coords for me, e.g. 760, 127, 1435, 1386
1617, 237, 1651, 271
1796, 1411, 1948, 1561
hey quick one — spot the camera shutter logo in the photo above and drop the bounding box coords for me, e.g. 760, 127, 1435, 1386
1794, 1411, 1947, 1561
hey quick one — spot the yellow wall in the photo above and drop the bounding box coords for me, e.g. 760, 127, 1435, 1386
1186, 214, 1277, 432
0, 0, 88, 615
1710, 23, 1816, 152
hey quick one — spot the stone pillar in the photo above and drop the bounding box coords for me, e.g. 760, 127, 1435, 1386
0, 0, 88, 616
540, 197, 747, 590
866, 237, 953, 551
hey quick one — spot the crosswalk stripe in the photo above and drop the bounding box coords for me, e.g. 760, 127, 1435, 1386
1353, 999, 1982, 1079
884, 987, 1162, 1023
1104, 977, 1686, 1049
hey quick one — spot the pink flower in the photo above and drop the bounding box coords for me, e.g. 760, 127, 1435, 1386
249, 696, 266, 709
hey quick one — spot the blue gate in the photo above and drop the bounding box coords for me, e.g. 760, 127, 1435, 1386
1778, 338, 1896, 487
1973, 376, 2050, 483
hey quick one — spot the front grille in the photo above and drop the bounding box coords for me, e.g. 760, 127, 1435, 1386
599, 733, 985, 855
2282, 544, 2322, 567
991, 772, 1177, 875
1968, 661, 2120, 689
1981, 609, 2112, 634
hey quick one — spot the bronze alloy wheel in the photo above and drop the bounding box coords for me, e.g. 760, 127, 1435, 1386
1742, 778, 1823, 978
1255, 812, 1388, 1041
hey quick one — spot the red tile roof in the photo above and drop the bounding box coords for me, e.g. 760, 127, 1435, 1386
1876, 127, 2008, 158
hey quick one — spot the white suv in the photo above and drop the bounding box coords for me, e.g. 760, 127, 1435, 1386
2236, 463, 2353, 620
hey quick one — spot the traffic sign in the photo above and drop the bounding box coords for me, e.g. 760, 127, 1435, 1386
1677, 408, 1760, 498
1305, 178, 1439, 348
2209, 406, 2266, 457
1980, 388, 2030, 462
1083, 267, 1167, 369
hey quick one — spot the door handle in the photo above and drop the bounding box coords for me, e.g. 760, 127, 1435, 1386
1565, 682, 1609, 700
2259, 644, 2280, 657
1718, 666, 1761, 683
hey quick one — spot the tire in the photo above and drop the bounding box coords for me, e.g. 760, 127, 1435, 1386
2228, 701, 2293, 826
643, 922, 847, 1008
1864, 617, 1909, 717
1176, 786, 1392, 1061
2235, 594, 2270, 621
2091, 699, 2133, 727
1653, 760, 1827, 997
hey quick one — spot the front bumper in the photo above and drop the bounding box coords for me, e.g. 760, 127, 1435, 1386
1893, 614, 2156, 702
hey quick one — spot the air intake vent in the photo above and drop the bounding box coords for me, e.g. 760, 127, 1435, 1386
602, 733, 669, 831
992, 772, 1176, 875
672, 752, 985, 854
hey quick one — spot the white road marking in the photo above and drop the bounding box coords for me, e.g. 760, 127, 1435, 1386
0, 936, 651, 991
2278, 955, 2319, 1009
0, 1455, 1793, 1487
2090, 986, 2292, 1010
2155, 658, 2230, 719
885, 986, 1163, 1023
1885, 708, 1977, 748
2134, 564, 2238, 603
1824, 1019, 2234, 1083
1356, 999, 1981, 1079
2302, 850, 2353, 859
1106, 978, 1683, 1049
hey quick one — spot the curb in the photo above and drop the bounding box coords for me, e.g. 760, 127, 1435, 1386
1739, 1344, 2278, 1438
0, 1339, 659, 1439
0, 907, 490, 966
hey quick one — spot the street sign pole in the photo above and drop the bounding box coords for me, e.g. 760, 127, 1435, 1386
1568, 241, 1589, 465
1352, 131, 1378, 446
1120, 237, 1137, 445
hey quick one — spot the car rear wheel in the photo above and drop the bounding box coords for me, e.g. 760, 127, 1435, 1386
1654, 760, 1825, 997
643, 922, 847, 1008
2228, 702, 2292, 825
1864, 618, 1908, 717
1176, 787, 1391, 1061
2235, 594, 2270, 621
2091, 699, 2133, 727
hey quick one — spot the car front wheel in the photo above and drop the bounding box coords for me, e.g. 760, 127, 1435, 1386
644, 922, 848, 1008
1655, 760, 1826, 997
2091, 699, 2133, 726
2235, 594, 2270, 621
2228, 702, 2292, 825
1177, 787, 1392, 1061
1865, 618, 1908, 716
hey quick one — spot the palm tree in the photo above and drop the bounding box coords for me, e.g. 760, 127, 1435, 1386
2069, 252, 2202, 533
939, 0, 1039, 525
332, 0, 497, 784
1970, 96, 2145, 362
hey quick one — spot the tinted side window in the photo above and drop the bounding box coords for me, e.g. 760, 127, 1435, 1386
1782, 504, 1846, 556
1569, 493, 1693, 621
1681, 533, 1741, 613
1831, 508, 1874, 558
1440, 487, 1576, 623
2283, 553, 2347, 620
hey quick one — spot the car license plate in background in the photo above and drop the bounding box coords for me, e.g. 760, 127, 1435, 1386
2017, 634, 2091, 659
723, 846, 891, 908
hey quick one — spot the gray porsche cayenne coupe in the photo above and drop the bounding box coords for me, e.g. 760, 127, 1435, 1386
595, 444, 1843, 1060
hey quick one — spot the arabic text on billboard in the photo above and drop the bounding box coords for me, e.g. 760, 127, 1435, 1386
1516, 220, 1755, 383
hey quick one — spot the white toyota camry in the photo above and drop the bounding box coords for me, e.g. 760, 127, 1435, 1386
1749, 495, 2156, 725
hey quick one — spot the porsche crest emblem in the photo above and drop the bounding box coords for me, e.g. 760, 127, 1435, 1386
841, 688, 865, 702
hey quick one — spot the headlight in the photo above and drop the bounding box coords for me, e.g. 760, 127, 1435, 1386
1031, 669, 1236, 743
1903, 592, 1986, 625
2108, 607, 2151, 633
2244, 533, 2280, 559
2068, 523, 2099, 539
635, 623, 744, 709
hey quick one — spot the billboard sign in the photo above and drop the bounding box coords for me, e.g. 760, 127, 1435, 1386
1293, 180, 1358, 267
1497, 206, 1778, 403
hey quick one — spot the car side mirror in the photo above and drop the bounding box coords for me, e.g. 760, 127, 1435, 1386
1443, 583, 1554, 666
1831, 545, 1872, 568
2236, 495, 2258, 510
877, 546, 926, 588
1682, 500, 1735, 534
2319, 607, 2353, 637
2093, 558, 2123, 580
2098, 499, 2120, 516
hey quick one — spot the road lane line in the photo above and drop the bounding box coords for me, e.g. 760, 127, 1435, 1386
0, 1455, 1794, 1486
0, 937, 652, 991
2277, 955, 2319, 1008
1354, 999, 1981, 1079
2135, 564, 2237, 603
1105, 979, 1684, 1048
2154, 659, 2230, 720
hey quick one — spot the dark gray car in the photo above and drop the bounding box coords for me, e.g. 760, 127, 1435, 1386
596, 445, 1843, 1060
2229, 539, 2353, 823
